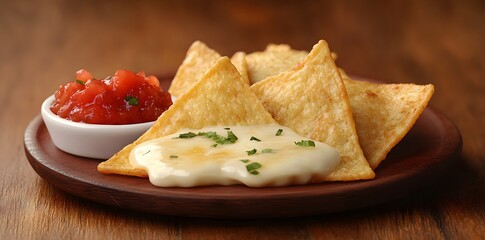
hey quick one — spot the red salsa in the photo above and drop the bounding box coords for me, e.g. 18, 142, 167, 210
51, 69, 172, 124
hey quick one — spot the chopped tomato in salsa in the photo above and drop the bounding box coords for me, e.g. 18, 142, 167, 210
51, 69, 172, 124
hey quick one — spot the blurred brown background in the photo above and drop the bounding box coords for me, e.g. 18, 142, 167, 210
2, 0, 483, 167
4, 1, 483, 79
1, 0, 484, 239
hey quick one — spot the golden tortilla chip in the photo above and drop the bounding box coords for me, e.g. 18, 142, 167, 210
98, 57, 276, 177
246, 44, 308, 84
245, 43, 434, 170
340, 70, 434, 169
230, 51, 250, 85
168, 41, 250, 99
246, 44, 338, 84
168, 41, 221, 99
251, 40, 375, 181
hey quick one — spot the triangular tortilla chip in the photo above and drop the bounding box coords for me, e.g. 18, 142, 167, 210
340, 70, 434, 169
246, 43, 434, 170
98, 57, 275, 177
246, 44, 308, 84
230, 51, 250, 84
168, 41, 250, 99
251, 40, 375, 181
168, 41, 221, 99
246, 44, 338, 85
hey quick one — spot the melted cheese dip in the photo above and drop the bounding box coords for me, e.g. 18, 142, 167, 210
130, 125, 340, 187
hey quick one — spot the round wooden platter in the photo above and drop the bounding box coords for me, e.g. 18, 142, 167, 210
24, 105, 462, 219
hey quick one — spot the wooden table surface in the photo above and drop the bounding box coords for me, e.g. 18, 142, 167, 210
1, 0, 484, 239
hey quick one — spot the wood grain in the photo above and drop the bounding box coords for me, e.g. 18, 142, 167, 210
1, 0, 484, 239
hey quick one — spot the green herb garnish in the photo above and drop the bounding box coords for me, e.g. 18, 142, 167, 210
211, 144, 218, 148
224, 127, 230, 130
198, 130, 238, 145
125, 95, 139, 106
246, 162, 262, 174
198, 131, 216, 138
225, 131, 238, 143
261, 148, 272, 153
240, 160, 262, 175
246, 149, 257, 155
276, 129, 283, 136
169, 155, 178, 158
250, 136, 261, 142
295, 140, 315, 147
75, 79, 85, 85
179, 132, 197, 138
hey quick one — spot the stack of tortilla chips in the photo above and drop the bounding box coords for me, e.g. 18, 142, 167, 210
98, 40, 434, 183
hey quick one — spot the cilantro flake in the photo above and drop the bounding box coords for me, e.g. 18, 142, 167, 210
169, 155, 178, 158
179, 132, 197, 138
250, 136, 261, 142
295, 140, 315, 147
225, 131, 238, 143
276, 129, 283, 136
198, 130, 238, 145
261, 148, 272, 153
125, 96, 139, 106
246, 149, 257, 155
246, 162, 262, 173
75, 79, 85, 85
240, 159, 250, 163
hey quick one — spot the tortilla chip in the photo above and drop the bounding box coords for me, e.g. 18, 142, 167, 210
230, 51, 250, 85
168, 41, 250, 99
168, 41, 221, 99
245, 44, 339, 84
331, 52, 338, 61
246, 43, 433, 170
340, 70, 434, 169
246, 44, 308, 84
98, 57, 276, 177
251, 40, 375, 181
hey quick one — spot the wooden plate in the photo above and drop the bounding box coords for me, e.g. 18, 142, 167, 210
24, 77, 462, 219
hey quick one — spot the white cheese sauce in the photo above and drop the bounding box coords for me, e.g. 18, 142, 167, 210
129, 125, 340, 187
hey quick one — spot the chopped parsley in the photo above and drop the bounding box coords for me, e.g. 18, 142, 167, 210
177, 129, 239, 148
169, 155, 178, 158
246, 162, 262, 175
125, 96, 139, 106
224, 127, 230, 130
75, 79, 85, 85
178, 132, 197, 138
250, 136, 261, 142
198, 131, 217, 138
240, 159, 262, 175
246, 149, 257, 155
261, 148, 272, 153
295, 140, 315, 147
226, 131, 238, 143
276, 129, 283, 136
198, 130, 238, 145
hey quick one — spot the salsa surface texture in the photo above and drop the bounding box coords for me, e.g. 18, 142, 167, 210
51, 69, 172, 124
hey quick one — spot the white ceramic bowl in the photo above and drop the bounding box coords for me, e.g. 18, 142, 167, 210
41, 95, 154, 159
